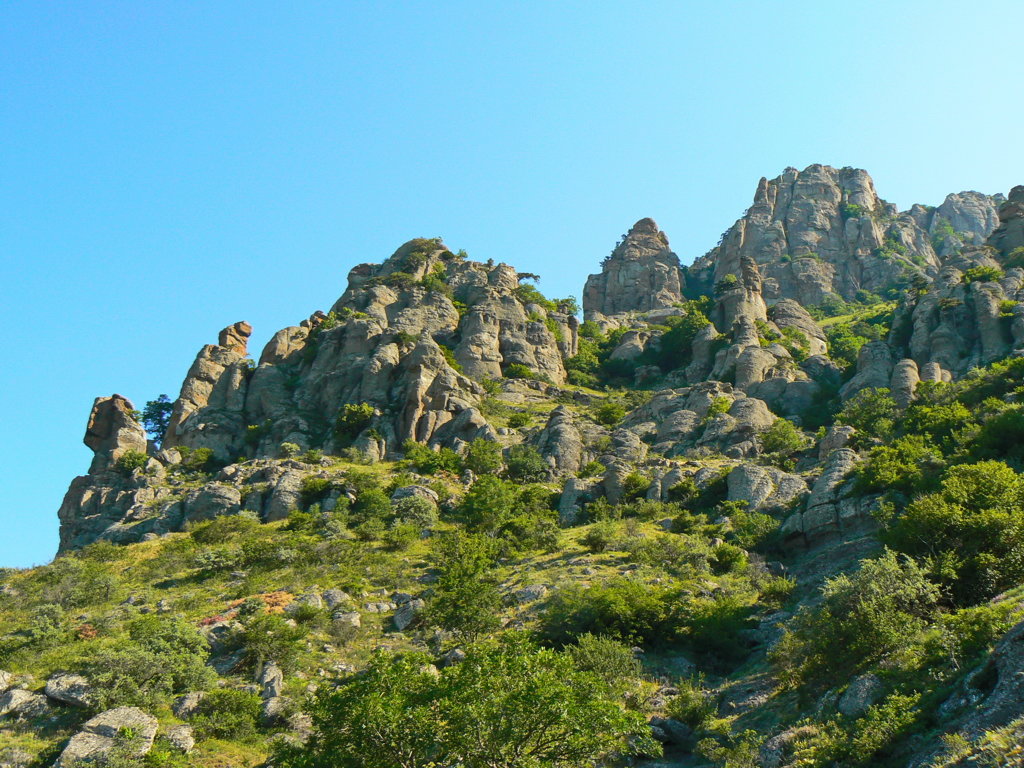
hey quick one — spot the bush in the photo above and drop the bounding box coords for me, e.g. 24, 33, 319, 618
567, 633, 642, 697
300, 475, 333, 507
879, 460, 1024, 605
86, 615, 216, 710
424, 533, 502, 642
240, 612, 306, 673
962, 265, 1004, 284
595, 401, 627, 426
279, 441, 301, 458
190, 514, 259, 544
582, 521, 618, 553
335, 402, 375, 444
539, 577, 674, 646
190, 688, 262, 741
403, 440, 462, 474
837, 388, 897, 445
393, 495, 438, 529
275, 637, 656, 768
503, 362, 536, 379
770, 550, 939, 689
114, 449, 148, 475
760, 418, 808, 458
666, 673, 717, 729
506, 412, 531, 428
464, 437, 503, 475
856, 435, 942, 496
505, 444, 548, 481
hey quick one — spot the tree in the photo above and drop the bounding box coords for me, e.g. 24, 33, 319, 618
424, 532, 502, 642
836, 388, 897, 445
142, 395, 173, 447
275, 635, 657, 768
464, 437, 503, 475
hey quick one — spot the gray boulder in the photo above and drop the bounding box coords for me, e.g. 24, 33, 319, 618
838, 673, 884, 718
165, 724, 195, 754
44, 673, 94, 708
56, 707, 158, 767
393, 599, 425, 632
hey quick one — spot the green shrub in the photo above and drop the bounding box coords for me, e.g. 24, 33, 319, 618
279, 441, 301, 458
666, 673, 717, 729
190, 514, 259, 544
86, 615, 216, 710
505, 444, 547, 481
114, 449, 148, 475
335, 402, 375, 444
567, 633, 642, 697
383, 521, 421, 551
595, 401, 627, 426
240, 612, 306, 673
770, 550, 939, 689
507, 412, 531, 428
300, 475, 333, 507
190, 688, 262, 741
539, 577, 674, 646
393, 495, 438, 529
962, 265, 1004, 284
760, 418, 808, 457
503, 362, 536, 380
424, 532, 502, 642
706, 396, 731, 419
464, 437, 503, 475
403, 440, 462, 474
837, 388, 897, 445
582, 521, 618, 553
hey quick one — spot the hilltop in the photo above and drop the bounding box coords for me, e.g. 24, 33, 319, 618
3, 166, 1024, 767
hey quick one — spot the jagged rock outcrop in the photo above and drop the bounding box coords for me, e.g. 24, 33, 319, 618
990, 186, 1024, 258
532, 406, 585, 475
890, 246, 1024, 380
83, 395, 148, 473
583, 218, 683, 325
689, 165, 1000, 308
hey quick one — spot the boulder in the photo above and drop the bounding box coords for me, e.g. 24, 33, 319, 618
165, 724, 195, 754
258, 661, 284, 700
56, 707, 158, 767
0, 689, 49, 719
837, 673, 884, 718
533, 406, 585, 475
393, 599, 425, 632
83, 394, 148, 473
44, 673, 94, 709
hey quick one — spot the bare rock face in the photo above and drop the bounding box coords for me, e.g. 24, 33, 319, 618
689, 165, 943, 306
990, 185, 1024, 258
767, 300, 828, 357
893, 247, 1019, 380
583, 218, 683, 325
532, 406, 585, 475
163, 321, 253, 461
930, 191, 1004, 256
83, 395, 148, 473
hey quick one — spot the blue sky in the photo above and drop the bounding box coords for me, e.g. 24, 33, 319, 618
2, 1, 1022, 567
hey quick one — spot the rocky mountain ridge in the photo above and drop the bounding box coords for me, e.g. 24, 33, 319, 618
16, 165, 1024, 768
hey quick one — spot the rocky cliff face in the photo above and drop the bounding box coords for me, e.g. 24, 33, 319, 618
688, 165, 1002, 307
583, 218, 683, 326
56, 170, 1016, 556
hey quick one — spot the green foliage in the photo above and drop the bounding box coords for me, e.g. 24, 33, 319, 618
505, 444, 547, 481
279, 441, 301, 458
335, 402, 375, 444
770, 550, 939, 689
514, 282, 558, 311
240, 612, 307, 673
566, 633, 641, 698
666, 673, 717, 729
594, 400, 626, 426
714, 273, 739, 295
190, 688, 262, 741
86, 615, 216, 710
464, 437, 503, 475
141, 394, 173, 446
300, 475, 333, 507
856, 435, 942, 496
114, 449, 149, 476
424, 532, 502, 642
539, 577, 674, 646
760, 418, 808, 458
439, 343, 463, 372
837, 388, 897, 445
880, 460, 1024, 605
276, 635, 656, 768
191, 513, 259, 544
650, 301, 712, 372
402, 440, 462, 474
962, 265, 1004, 284
706, 396, 731, 420
503, 362, 536, 380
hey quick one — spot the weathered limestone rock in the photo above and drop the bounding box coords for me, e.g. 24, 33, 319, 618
56, 707, 158, 767
688, 165, 947, 306
726, 464, 808, 513
165, 724, 195, 754
768, 299, 828, 357
839, 341, 894, 401
0, 689, 49, 719
44, 673, 94, 709
533, 406, 584, 475
838, 673, 884, 718
258, 662, 284, 700
393, 598, 425, 631
84, 395, 148, 473
163, 322, 253, 460
889, 358, 920, 409
991, 185, 1024, 258
583, 218, 683, 324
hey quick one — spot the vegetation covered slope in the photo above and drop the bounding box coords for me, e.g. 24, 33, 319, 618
4, 167, 1024, 768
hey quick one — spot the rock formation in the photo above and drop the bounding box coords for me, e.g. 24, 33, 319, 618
583, 218, 683, 325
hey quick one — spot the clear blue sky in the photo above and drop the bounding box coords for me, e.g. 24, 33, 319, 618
2, 1, 1022, 567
